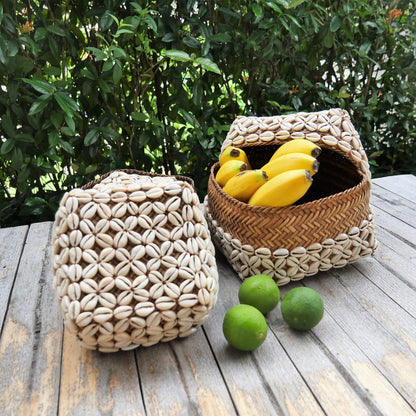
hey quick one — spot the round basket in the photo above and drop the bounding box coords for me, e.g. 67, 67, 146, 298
204, 109, 378, 285
52, 170, 219, 352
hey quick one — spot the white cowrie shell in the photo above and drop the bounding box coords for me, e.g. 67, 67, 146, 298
168, 211, 183, 226
112, 202, 127, 218
134, 302, 155, 317
164, 183, 183, 196
111, 191, 127, 203
80, 202, 97, 219
69, 247, 82, 264
67, 213, 80, 230
114, 305, 133, 320
166, 196, 181, 212
178, 293, 198, 308
129, 191, 146, 203
68, 301, 81, 320
93, 307, 113, 324
96, 233, 113, 248
93, 192, 111, 203
65, 196, 79, 213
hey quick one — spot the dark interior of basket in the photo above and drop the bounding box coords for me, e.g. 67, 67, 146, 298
242, 145, 363, 204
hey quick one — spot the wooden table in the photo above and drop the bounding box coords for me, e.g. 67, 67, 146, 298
1, 174, 416, 416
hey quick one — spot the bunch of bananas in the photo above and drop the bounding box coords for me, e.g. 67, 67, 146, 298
215, 139, 321, 208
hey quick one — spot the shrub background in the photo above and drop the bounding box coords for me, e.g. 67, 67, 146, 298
0, 0, 415, 227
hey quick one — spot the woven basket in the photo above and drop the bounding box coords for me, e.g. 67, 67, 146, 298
204, 108, 378, 285
52, 170, 219, 352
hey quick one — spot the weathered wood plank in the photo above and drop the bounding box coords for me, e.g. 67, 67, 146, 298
203, 254, 327, 416
0, 222, 62, 415
271, 281, 416, 416
304, 269, 416, 411
136, 329, 236, 416
373, 175, 416, 204
372, 225, 416, 286
371, 182, 416, 230
0, 225, 28, 330
58, 332, 145, 416
371, 204, 416, 249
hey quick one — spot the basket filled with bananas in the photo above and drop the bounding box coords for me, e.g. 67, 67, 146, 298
204, 108, 378, 285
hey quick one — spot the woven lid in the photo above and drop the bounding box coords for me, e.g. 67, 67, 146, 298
222, 108, 371, 180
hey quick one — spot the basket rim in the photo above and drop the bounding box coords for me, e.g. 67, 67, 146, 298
81, 169, 195, 190
209, 161, 370, 215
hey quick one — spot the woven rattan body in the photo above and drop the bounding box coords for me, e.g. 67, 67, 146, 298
205, 109, 378, 284
52, 170, 219, 352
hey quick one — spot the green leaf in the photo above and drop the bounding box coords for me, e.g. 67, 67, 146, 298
1, 113, 15, 138
46, 25, 67, 37
144, 15, 157, 33
59, 140, 75, 155
28, 94, 52, 115
64, 113, 75, 133
23, 79, 55, 95
162, 50, 191, 62
192, 81, 203, 107
11, 146, 23, 167
115, 27, 135, 37
43, 66, 62, 76
54, 92, 78, 116
102, 60, 114, 72
0, 37, 6, 64
113, 61, 123, 84
252, 4, 263, 17
1, 139, 15, 154
86, 47, 107, 61
338, 85, 350, 98
34, 27, 47, 41
84, 128, 99, 146
288, 0, 305, 8
14, 56, 35, 74
131, 112, 149, 122
194, 57, 221, 74
330, 16, 343, 33
48, 131, 60, 147
210, 33, 232, 43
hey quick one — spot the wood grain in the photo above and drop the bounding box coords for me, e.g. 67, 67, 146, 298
0, 222, 62, 415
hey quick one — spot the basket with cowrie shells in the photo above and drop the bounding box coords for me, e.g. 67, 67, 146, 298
205, 109, 378, 285
52, 169, 219, 352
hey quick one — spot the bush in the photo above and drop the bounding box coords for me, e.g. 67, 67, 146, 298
1, 0, 415, 227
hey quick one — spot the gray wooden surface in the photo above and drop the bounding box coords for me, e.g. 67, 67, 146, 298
0, 174, 416, 416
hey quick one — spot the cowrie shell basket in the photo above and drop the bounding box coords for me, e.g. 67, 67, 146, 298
52, 170, 219, 352
205, 108, 378, 285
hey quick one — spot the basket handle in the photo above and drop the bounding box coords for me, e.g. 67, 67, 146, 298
221, 109, 371, 180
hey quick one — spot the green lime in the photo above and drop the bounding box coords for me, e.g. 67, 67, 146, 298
222, 304, 268, 351
281, 287, 324, 331
238, 274, 280, 314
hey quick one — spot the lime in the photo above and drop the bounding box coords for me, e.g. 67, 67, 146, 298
238, 274, 280, 314
281, 287, 324, 330
222, 304, 268, 351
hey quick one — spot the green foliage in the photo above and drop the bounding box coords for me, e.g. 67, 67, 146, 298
0, 0, 415, 227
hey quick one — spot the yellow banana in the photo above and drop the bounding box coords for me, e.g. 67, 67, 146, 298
248, 169, 313, 208
270, 139, 321, 161
219, 146, 251, 168
215, 160, 248, 187
262, 152, 319, 179
223, 169, 268, 202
